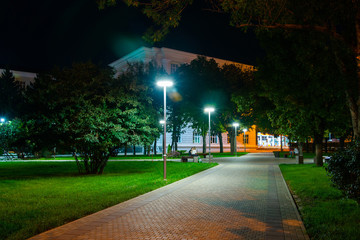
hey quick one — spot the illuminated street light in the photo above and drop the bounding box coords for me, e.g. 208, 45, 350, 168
233, 123, 239, 157
243, 128, 248, 152
157, 79, 173, 180
204, 107, 215, 162
0, 118, 5, 123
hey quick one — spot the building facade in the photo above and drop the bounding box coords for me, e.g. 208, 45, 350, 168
110, 47, 289, 153
0, 69, 36, 87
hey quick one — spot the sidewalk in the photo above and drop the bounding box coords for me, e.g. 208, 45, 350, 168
30, 153, 309, 240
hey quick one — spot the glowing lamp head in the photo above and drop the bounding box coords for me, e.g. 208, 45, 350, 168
243, 129, 248, 132
204, 107, 215, 113
0, 118, 5, 123
159, 120, 165, 125
156, 79, 173, 87
233, 123, 239, 127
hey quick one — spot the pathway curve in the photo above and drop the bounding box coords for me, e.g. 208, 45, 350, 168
30, 153, 309, 240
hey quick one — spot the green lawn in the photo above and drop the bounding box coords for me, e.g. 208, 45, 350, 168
0, 161, 217, 240
280, 164, 360, 240
276, 151, 333, 159
211, 152, 248, 157
30, 152, 248, 160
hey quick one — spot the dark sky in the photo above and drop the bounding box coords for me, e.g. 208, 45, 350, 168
0, 0, 263, 72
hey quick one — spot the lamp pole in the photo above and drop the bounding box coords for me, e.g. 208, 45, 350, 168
233, 123, 239, 157
204, 107, 214, 162
243, 129, 248, 152
157, 79, 173, 180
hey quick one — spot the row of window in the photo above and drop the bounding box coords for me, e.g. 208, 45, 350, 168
192, 133, 249, 144
192, 133, 218, 144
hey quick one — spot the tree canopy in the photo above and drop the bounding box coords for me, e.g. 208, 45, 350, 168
23, 62, 159, 174
99, 0, 360, 139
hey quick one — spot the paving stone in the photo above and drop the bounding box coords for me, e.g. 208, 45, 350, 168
29, 153, 309, 240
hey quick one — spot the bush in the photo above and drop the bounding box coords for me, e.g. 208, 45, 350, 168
326, 141, 360, 203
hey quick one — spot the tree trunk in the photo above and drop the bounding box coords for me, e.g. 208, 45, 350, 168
133, 145, 136, 156
347, 8, 360, 138
314, 133, 323, 166
340, 137, 345, 150
124, 143, 127, 156
154, 140, 157, 155
229, 130, 235, 154
147, 145, 151, 156
218, 132, 223, 153
324, 138, 328, 153
144, 144, 147, 155
297, 142, 304, 164
280, 135, 283, 152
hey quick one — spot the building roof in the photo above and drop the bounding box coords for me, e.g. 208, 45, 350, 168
109, 46, 254, 74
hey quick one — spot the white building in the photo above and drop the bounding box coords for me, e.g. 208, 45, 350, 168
0, 69, 36, 87
110, 46, 276, 154
109, 46, 254, 76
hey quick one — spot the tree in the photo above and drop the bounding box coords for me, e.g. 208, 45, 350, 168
99, 0, 360, 138
24, 62, 159, 174
175, 56, 225, 153
256, 30, 351, 166
116, 61, 163, 154
0, 69, 24, 120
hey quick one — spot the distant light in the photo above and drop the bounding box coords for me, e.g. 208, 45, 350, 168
233, 123, 239, 127
156, 79, 173, 87
0, 118, 5, 123
204, 107, 215, 113
159, 120, 165, 125
243, 129, 248, 132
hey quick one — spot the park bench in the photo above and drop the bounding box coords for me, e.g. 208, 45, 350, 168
181, 153, 209, 162
0, 151, 18, 161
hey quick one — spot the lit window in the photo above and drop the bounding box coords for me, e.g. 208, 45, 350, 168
178, 135, 182, 143
244, 135, 249, 144
211, 135, 218, 144
227, 135, 230, 144
193, 132, 201, 143
170, 63, 178, 73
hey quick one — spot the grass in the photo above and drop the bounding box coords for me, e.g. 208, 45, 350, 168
276, 151, 333, 159
27, 152, 248, 160
0, 161, 217, 240
280, 164, 360, 240
211, 152, 248, 157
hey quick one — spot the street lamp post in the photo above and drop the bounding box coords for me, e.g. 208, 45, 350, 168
233, 123, 239, 157
157, 79, 173, 180
204, 107, 215, 162
243, 128, 248, 152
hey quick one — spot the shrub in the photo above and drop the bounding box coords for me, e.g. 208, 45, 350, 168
326, 140, 360, 203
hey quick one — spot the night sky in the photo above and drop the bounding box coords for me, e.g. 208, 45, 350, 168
0, 0, 263, 73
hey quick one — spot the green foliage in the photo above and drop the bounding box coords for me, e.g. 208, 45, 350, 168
167, 144, 172, 153
174, 56, 249, 152
0, 161, 217, 240
280, 164, 360, 240
0, 119, 31, 156
326, 141, 360, 203
23, 62, 159, 174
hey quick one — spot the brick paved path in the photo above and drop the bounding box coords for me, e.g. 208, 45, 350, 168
30, 153, 309, 240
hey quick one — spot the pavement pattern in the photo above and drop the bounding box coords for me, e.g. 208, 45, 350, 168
29, 153, 309, 240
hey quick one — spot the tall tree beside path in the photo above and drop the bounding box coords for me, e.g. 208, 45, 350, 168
24, 62, 159, 174
256, 30, 351, 166
98, 0, 360, 137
